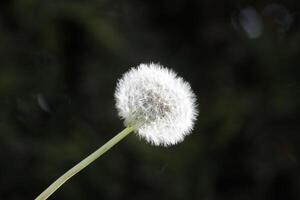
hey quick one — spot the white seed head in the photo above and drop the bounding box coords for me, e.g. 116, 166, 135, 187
115, 63, 198, 146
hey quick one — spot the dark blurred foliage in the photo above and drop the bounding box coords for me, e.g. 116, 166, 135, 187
0, 0, 299, 199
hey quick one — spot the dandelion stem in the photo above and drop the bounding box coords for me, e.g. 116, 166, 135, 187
35, 126, 134, 200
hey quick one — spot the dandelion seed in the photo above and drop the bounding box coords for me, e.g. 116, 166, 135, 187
115, 63, 198, 146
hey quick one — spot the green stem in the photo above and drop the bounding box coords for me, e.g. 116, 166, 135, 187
35, 126, 134, 200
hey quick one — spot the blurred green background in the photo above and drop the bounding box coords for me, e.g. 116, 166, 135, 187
0, 0, 299, 199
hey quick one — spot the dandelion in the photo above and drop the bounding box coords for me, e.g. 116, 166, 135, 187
115, 63, 197, 146
35, 63, 198, 200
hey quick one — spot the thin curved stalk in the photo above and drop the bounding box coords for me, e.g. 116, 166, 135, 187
35, 126, 134, 200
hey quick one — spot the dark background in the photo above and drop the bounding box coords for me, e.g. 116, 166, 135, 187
0, 0, 299, 199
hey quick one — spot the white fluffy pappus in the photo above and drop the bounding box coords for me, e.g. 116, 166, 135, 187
115, 63, 198, 146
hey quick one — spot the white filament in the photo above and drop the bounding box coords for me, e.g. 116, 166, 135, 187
115, 63, 198, 146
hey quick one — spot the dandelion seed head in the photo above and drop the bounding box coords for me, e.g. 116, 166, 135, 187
115, 63, 198, 146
